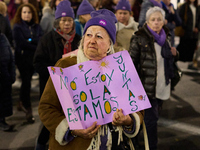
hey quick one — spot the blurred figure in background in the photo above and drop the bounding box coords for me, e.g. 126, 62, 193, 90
131, 0, 143, 22
33, 1, 81, 149
13, 3, 43, 124
115, 0, 138, 51
7, 0, 22, 27
29, 0, 45, 21
176, 0, 200, 69
88, 0, 99, 10
39, 4, 54, 34
0, 32, 16, 131
40, 0, 64, 34
100, 0, 119, 12
161, 0, 182, 46
0, 1, 13, 46
75, 0, 95, 37
50, 0, 63, 13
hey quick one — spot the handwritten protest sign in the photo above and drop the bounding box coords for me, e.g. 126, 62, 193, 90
48, 50, 151, 130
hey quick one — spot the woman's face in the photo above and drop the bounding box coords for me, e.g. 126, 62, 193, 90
83, 26, 111, 61
115, 10, 130, 26
21, 6, 32, 22
147, 12, 164, 34
59, 17, 74, 34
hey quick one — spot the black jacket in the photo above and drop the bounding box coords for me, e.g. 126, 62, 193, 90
129, 24, 177, 99
13, 21, 43, 66
0, 14, 13, 46
33, 29, 81, 95
179, 3, 200, 39
0, 33, 15, 117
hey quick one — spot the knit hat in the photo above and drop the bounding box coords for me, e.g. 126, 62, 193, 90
77, 0, 95, 16
115, 0, 131, 12
83, 9, 117, 44
55, 0, 74, 19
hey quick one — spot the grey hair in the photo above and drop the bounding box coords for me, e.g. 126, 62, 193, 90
146, 6, 165, 23
78, 35, 115, 56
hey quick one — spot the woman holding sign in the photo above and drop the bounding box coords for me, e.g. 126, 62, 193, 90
129, 6, 178, 150
38, 9, 145, 150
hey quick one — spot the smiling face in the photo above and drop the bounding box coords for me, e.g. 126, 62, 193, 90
147, 11, 164, 34
83, 26, 111, 61
59, 16, 74, 34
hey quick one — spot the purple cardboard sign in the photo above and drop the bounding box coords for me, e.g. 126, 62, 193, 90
48, 51, 151, 129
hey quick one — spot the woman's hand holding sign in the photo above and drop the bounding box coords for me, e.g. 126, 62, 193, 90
72, 122, 101, 139
112, 109, 133, 126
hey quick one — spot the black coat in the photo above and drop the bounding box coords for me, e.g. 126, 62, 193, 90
0, 33, 16, 118
129, 24, 176, 99
13, 21, 43, 67
33, 29, 81, 95
0, 14, 13, 46
178, 3, 200, 39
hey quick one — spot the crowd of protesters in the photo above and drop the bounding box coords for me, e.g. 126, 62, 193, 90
0, 0, 200, 150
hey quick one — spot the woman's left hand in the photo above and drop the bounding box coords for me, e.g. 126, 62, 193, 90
171, 47, 177, 56
112, 109, 133, 126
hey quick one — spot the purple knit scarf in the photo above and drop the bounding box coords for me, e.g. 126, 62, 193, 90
147, 25, 166, 46
149, 0, 163, 8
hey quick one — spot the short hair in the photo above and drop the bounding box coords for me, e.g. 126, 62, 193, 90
13, 3, 39, 24
0, 1, 7, 16
146, 6, 165, 23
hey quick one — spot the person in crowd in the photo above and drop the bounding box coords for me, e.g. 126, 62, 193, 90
13, 3, 43, 124
38, 9, 144, 150
176, 0, 200, 68
33, 1, 81, 149
138, 0, 163, 27
75, 0, 95, 37
40, 0, 63, 34
88, 0, 99, 10
161, 0, 182, 46
0, 32, 16, 131
132, 0, 143, 22
100, 0, 119, 13
129, 6, 178, 150
50, 0, 63, 13
39, 4, 54, 34
115, 0, 138, 51
0, 1, 13, 46
29, 0, 45, 21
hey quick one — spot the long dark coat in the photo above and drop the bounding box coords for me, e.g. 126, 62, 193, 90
177, 3, 200, 61
33, 29, 81, 96
0, 33, 16, 118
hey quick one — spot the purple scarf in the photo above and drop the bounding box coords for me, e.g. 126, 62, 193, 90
149, 0, 163, 8
147, 24, 174, 85
147, 25, 166, 46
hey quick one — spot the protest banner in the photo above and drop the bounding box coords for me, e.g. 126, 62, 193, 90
48, 50, 151, 129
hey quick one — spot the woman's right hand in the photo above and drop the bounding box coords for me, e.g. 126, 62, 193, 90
72, 122, 101, 139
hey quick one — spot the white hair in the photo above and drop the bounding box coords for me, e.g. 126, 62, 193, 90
146, 6, 165, 23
